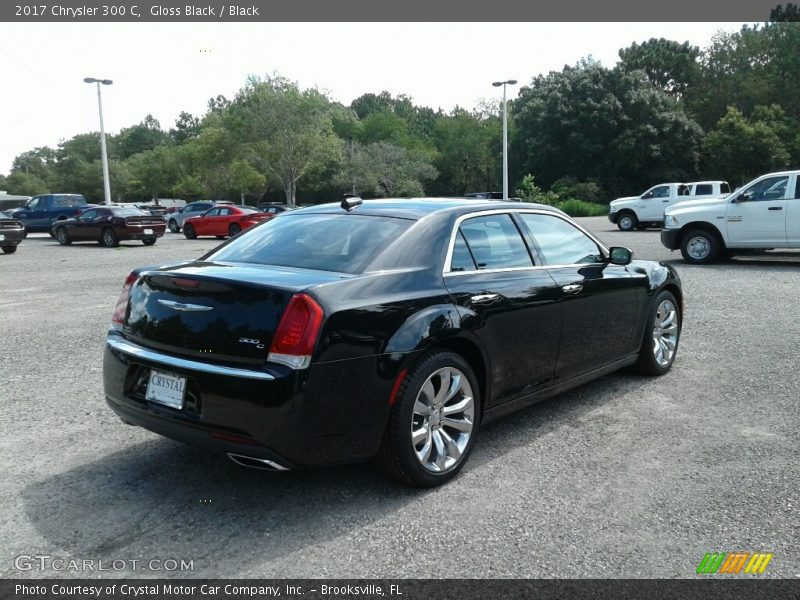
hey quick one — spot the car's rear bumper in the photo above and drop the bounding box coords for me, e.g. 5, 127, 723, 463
103, 332, 397, 467
660, 228, 681, 250
120, 226, 166, 240
0, 230, 25, 245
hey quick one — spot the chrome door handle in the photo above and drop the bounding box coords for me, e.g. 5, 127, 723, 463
470, 293, 500, 304
768, 206, 783, 211
562, 284, 583, 294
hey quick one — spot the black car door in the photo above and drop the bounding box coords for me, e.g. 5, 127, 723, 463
443, 212, 562, 407
517, 212, 646, 382
71, 208, 99, 240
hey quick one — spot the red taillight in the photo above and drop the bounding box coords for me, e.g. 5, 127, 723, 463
111, 273, 138, 325
268, 293, 324, 369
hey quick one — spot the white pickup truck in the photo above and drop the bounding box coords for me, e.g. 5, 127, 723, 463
608, 181, 730, 231
661, 170, 800, 263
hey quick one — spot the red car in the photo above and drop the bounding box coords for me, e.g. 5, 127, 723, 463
183, 206, 269, 239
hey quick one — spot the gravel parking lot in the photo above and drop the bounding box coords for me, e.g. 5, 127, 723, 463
1, 218, 798, 579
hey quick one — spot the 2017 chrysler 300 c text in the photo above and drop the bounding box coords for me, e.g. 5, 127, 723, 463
103, 198, 683, 486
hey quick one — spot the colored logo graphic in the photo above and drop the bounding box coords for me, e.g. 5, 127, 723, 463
696, 552, 773, 574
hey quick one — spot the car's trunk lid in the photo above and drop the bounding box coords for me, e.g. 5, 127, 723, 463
124, 261, 349, 364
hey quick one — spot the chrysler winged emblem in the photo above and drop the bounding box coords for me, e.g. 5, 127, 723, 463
157, 299, 214, 312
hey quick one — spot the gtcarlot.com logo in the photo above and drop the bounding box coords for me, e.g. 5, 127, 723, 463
696, 551, 773, 574
14, 554, 194, 572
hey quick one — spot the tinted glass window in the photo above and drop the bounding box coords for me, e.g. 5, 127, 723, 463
459, 214, 532, 270
450, 230, 477, 272
695, 184, 713, 195
204, 208, 220, 216
795, 176, 800, 199
219, 208, 233, 216
27, 198, 41, 209
721, 182, 731, 194
80, 209, 99, 220
649, 186, 670, 198
519, 214, 604, 265
208, 214, 411, 274
110, 207, 147, 217
742, 176, 789, 201
52, 195, 86, 208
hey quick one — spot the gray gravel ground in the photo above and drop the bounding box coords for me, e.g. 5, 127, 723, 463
1, 218, 798, 579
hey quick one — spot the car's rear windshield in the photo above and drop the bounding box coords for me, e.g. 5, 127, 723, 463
207, 213, 412, 274
111, 208, 149, 216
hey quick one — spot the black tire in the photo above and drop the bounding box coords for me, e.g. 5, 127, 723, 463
616, 212, 638, 231
228, 223, 241, 237
184, 224, 197, 239
680, 229, 720, 264
55, 227, 71, 246
101, 227, 119, 248
2, 245, 17, 254
168, 219, 180, 233
633, 290, 681, 376
142, 238, 157, 246
379, 351, 481, 487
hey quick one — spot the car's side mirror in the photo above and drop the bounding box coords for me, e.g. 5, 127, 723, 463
642, 192, 653, 199
608, 246, 633, 266
733, 192, 753, 203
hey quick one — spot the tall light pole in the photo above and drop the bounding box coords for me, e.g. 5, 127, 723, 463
84, 77, 113, 205
492, 79, 517, 200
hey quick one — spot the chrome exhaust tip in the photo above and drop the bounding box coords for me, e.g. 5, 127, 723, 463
227, 453, 290, 471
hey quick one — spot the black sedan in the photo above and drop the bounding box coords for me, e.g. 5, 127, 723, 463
103, 198, 682, 486
53, 206, 166, 247
0, 210, 26, 254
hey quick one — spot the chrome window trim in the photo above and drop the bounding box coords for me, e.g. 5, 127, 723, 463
106, 335, 275, 381
442, 208, 610, 276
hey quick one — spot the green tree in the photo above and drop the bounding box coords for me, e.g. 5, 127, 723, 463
343, 141, 438, 198
3, 171, 49, 196
511, 60, 702, 196
228, 76, 343, 206
229, 159, 266, 204
702, 107, 791, 186
169, 111, 201, 144
115, 115, 169, 159
432, 109, 500, 195
618, 38, 701, 97
127, 145, 177, 201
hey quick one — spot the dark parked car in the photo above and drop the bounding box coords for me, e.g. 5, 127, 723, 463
10, 193, 91, 232
257, 203, 295, 218
103, 198, 683, 486
0, 210, 26, 254
53, 206, 166, 247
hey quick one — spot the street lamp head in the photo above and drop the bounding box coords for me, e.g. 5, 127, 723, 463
83, 77, 113, 85
83, 77, 97, 83
492, 79, 518, 87
508, 79, 518, 85
492, 82, 502, 87
101, 79, 113, 85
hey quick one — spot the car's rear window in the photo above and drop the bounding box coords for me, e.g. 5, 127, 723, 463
207, 213, 412, 274
111, 208, 149, 217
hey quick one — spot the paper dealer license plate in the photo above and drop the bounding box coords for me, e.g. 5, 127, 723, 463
145, 369, 186, 409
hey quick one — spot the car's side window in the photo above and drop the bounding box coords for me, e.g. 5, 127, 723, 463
80, 209, 98, 220
795, 176, 800, 200
205, 208, 220, 216
219, 208, 232, 216
27, 198, 40, 209
742, 175, 790, 201
519, 213, 605, 266
450, 230, 477, 272
458, 214, 532, 270
650, 186, 670, 198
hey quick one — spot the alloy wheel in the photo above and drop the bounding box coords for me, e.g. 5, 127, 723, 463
652, 299, 679, 367
411, 367, 475, 473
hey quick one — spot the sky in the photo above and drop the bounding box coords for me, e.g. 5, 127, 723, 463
0, 22, 745, 176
